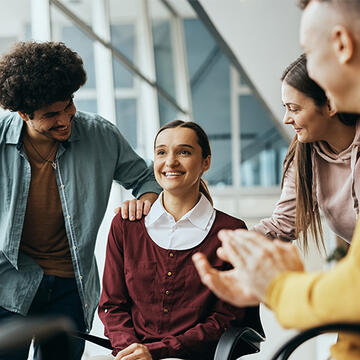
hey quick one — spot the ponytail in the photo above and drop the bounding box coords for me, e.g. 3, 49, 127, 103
200, 178, 213, 205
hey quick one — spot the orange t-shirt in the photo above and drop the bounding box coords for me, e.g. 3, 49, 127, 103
20, 136, 74, 277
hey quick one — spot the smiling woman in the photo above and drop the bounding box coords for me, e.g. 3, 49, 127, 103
252, 54, 359, 251
98, 120, 263, 360
281, 81, 336, 144
153, 120, 212, 214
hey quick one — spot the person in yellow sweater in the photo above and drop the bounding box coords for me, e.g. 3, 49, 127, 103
193, 1, 360, 359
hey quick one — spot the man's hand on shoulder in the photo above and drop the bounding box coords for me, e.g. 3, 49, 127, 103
115, 192, 159, 221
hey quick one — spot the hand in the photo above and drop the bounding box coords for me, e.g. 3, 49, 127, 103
114, 193, 158, 221
218, 229, 304, 302
114, 343, 152, 360
192, 252, 260, 307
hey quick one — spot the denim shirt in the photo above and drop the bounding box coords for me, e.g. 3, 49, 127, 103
0, 111, 162, 330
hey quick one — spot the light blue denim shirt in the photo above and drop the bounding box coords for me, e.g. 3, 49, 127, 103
0, 111, 162, 330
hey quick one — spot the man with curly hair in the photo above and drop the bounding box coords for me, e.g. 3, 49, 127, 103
0, 41, 161, 360
194, 1, 360, 360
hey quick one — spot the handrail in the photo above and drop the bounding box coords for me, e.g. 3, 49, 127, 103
49, 0, 188, 115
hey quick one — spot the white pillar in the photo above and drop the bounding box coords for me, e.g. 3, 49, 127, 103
90, 1, 122, 354
136, 0, 160, 160
31, 0, 51, 41
230, 66, 241, 187
92, 0, 116, 124
171, 16, 193, 122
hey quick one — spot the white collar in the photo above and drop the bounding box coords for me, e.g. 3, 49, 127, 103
145, 192, 214, 230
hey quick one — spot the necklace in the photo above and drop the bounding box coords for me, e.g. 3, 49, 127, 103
25, 133, 58, 170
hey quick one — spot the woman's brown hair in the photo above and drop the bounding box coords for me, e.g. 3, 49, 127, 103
154, 120, 213, 205
281, 54, 357, 251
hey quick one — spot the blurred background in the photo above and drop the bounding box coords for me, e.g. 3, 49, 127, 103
0, 1, 339, 358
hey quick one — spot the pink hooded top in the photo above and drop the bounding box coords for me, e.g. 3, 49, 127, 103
253, 121, 360, 243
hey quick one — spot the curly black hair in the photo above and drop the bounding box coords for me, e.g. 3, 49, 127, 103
0, 41, 87, 114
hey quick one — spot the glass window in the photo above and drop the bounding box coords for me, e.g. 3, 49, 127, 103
51, 3, 98, 115
74, 99, 97, 114
0, 1, 31, 48
0, 0, 31, 41
182, 17, 289, 188
183, 18, 232, 186
111, 24, 135, 89
0, 37, 17, 54
108, 1, 138, 150
115, 99, 137, 149
0, 0, 31, 114
239, 94, 288, 186
148, 0, 179, 126
109, 23, 137, 148
152, 19, 177, 125
62, 26, 96, 89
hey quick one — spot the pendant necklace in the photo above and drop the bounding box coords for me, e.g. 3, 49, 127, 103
25, 133, 58, 170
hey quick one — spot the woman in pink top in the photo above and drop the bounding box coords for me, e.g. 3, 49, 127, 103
98, 121, 263, 360
253, 54, 359, 250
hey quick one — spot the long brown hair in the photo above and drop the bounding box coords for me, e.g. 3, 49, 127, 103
154, 120, 213, 205
282, 54, 357, 251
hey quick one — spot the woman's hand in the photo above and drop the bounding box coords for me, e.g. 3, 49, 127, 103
115, 193, 159, 220
114, 343, 152, 360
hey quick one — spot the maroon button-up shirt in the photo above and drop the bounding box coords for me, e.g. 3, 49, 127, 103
99, 210, 261, 359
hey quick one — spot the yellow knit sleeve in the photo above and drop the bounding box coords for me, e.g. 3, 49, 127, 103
265, 219, 360, 329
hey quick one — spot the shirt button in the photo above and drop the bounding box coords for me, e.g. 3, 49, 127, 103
167, 271, 172, 277
85, 303, 88, 308
165, 290, 170, 295
169, 253, 174, 257
79, 275, 83, 280
73, 245, 77, 250
67, 215, 71, 219
163, 308, 169, 313
61, 184, 65, 189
